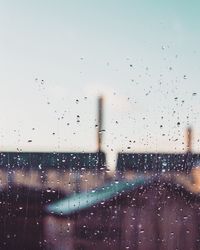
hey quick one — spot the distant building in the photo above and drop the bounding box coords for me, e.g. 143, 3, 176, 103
116, 152, 200, 179
0, 151, 107, 193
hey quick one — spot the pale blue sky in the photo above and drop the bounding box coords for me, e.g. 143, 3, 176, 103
0, 1, 200, 168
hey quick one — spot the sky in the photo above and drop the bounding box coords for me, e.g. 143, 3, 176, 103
0, 1, 200, 169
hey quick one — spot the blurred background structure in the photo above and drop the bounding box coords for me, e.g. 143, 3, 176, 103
1, 1, 200, 249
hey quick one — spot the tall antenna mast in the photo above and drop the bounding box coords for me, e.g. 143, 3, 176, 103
97, 96, 104, 152
186, 126, 192, 153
